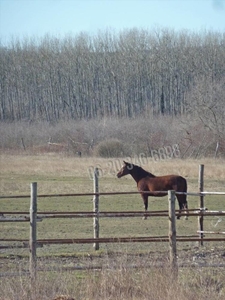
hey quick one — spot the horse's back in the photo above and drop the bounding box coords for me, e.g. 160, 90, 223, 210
156, 174, 187, 192
138, 174, 187, 193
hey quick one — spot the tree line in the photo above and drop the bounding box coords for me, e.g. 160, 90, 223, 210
0, 28, 224, 122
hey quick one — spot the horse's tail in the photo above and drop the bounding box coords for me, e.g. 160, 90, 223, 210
181, 176, 188, 204
175, 176, 187, 192
176, 176, 188, 207
174, 176, 188, 220
183, 176, 187, 193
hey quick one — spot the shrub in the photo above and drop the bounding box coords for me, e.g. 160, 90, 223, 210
94, 139, 127, 157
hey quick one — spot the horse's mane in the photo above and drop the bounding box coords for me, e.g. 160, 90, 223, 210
133, 164, 156, 178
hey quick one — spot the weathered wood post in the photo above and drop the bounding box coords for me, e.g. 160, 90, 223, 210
168, 190, 178, 277
214, 142, 219, 159
30, 182, 37, 283
93, 168, 99, 250
198, 164, 204, 246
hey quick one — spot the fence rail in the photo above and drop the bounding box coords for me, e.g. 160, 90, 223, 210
2, 236, 225, 244
1, 191, 225, 199
1, 210, 225, 220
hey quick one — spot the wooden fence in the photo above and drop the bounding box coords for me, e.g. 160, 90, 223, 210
1, 164, 225, 279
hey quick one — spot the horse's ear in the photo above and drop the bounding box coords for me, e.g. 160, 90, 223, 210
123, 160, 127, 165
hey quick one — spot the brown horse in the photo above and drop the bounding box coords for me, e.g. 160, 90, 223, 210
117, 161, 188, 219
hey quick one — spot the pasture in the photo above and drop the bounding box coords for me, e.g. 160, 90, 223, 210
1, 154, 225, 254
0, 154, 225, 299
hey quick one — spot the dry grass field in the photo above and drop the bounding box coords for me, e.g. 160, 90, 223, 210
0, 153, 225, 299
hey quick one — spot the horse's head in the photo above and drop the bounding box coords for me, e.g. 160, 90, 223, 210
117, 161, 133, 178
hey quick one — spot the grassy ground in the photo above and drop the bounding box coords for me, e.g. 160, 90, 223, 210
0, 155, 224, 249
0, 154, 225, 299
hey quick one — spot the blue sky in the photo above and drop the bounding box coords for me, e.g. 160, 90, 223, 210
0, 0, 224, 46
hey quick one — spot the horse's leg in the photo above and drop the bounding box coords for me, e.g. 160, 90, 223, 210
141, 194, 148, 220
183, 199, 188, 220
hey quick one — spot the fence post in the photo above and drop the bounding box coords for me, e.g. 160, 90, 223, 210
198, 165, 204, 246
168, 190, 178, 277
30, 182, 37, 283
214, 142, 219, 159
93, 168, 99, 250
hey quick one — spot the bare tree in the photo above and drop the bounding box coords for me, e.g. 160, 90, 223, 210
185, 77, 225, 139
0, 29, 224, 121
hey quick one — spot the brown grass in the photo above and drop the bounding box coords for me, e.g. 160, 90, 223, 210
1, 153, 225, 197
0, 261, 224, 300
1, 153, 225, 179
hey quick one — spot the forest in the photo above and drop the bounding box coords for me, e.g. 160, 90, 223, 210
0, 28, 224, 157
